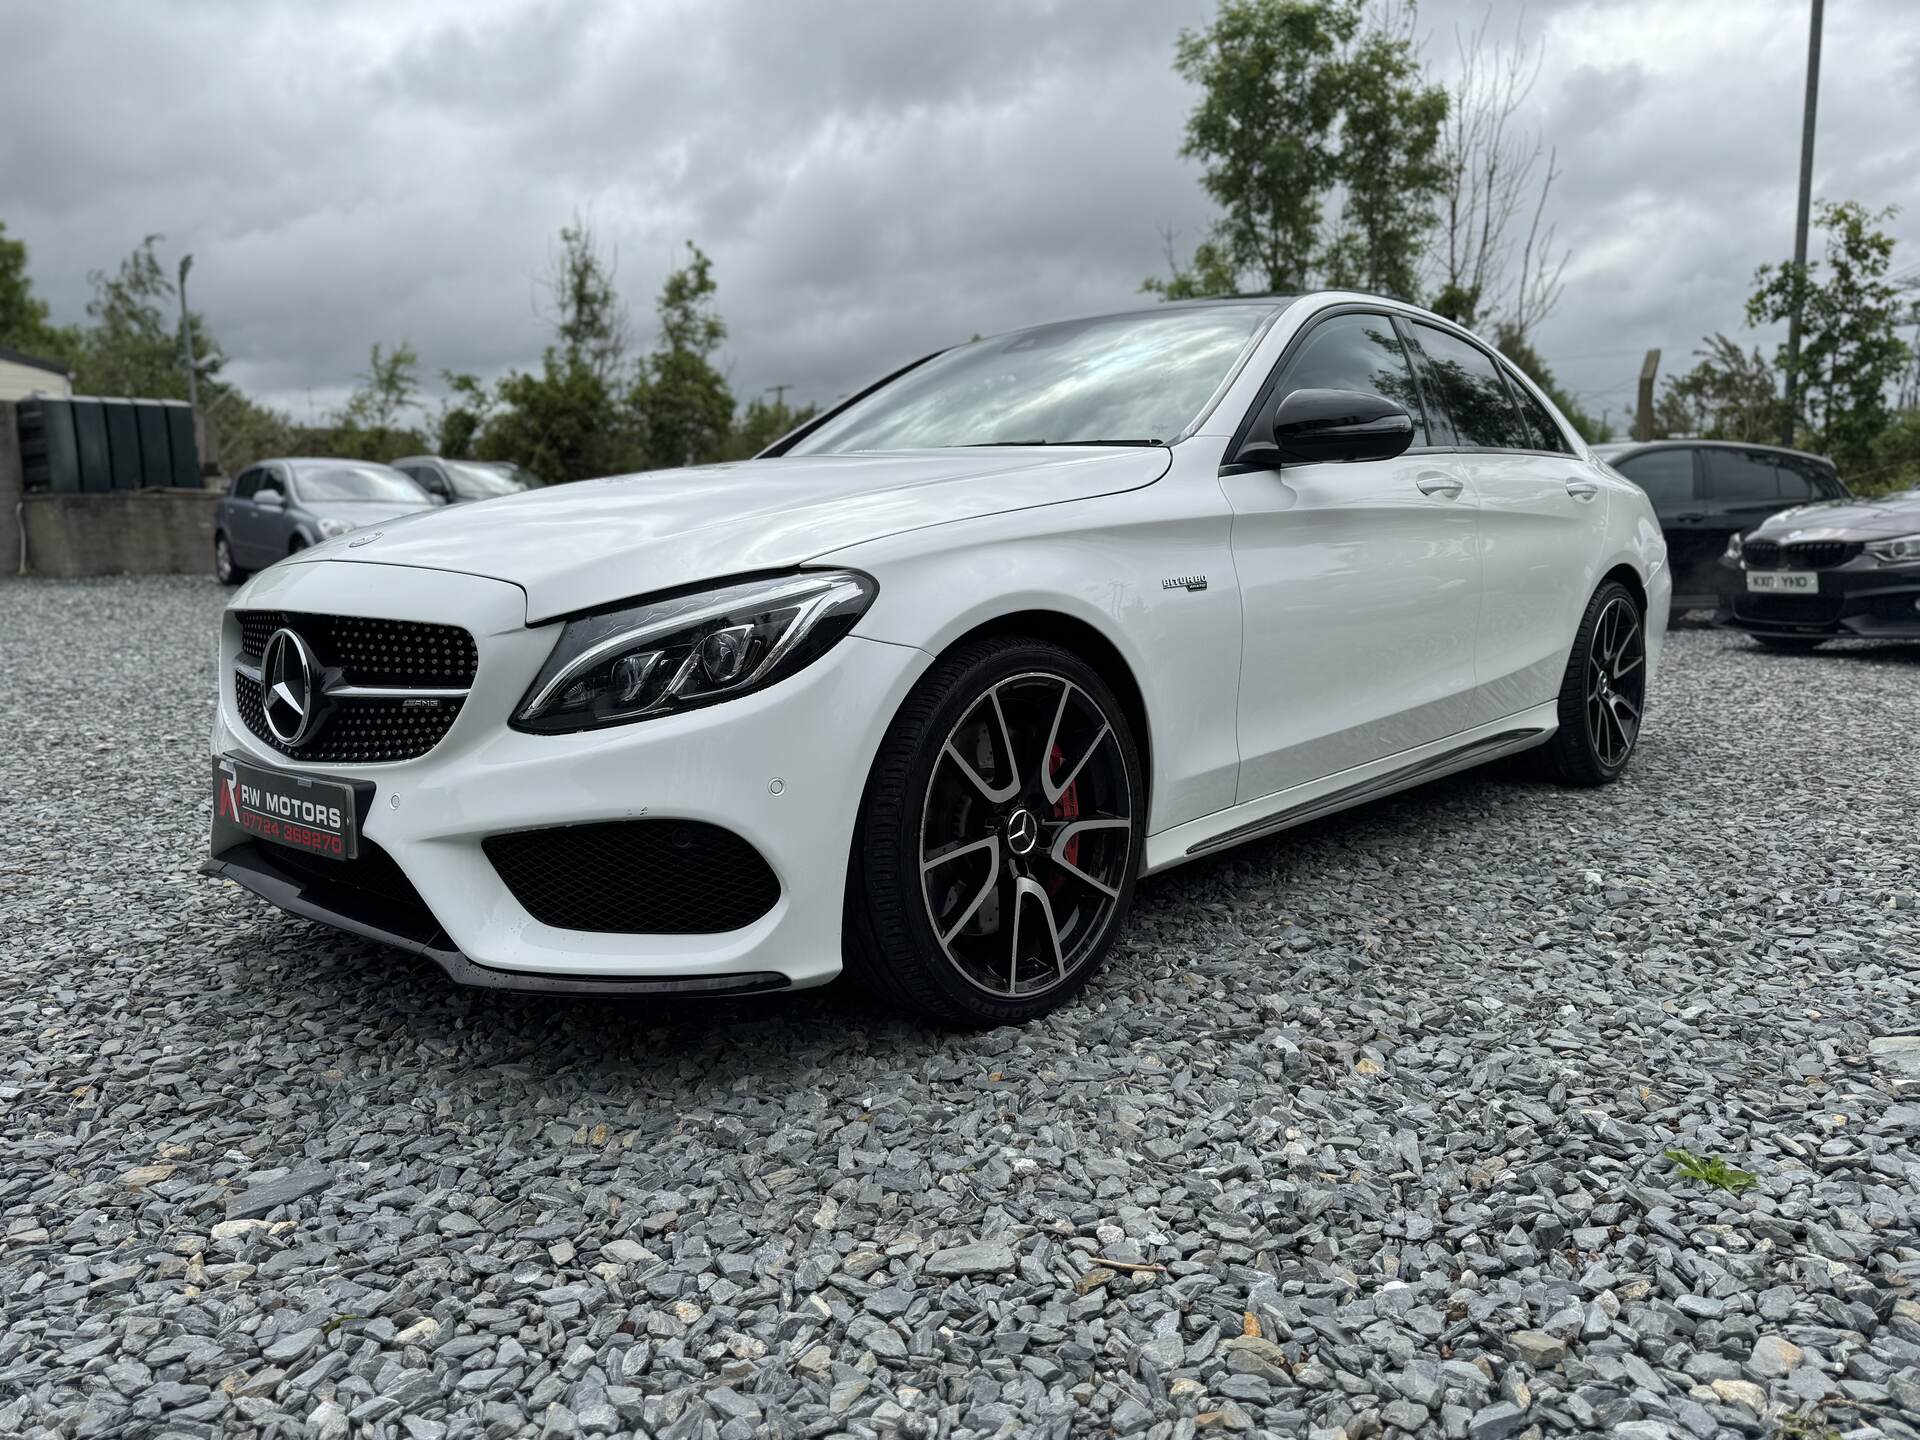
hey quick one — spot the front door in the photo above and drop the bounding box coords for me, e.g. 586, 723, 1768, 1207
1223, 310, 1481, 803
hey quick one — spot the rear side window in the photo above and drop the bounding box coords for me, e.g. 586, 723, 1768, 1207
1613, 449, 1698, 504
1704, 449, 1792, 501
1503, 367, 1572, 453
1410, 323, 1529, 449
1273, 312, 1428, 447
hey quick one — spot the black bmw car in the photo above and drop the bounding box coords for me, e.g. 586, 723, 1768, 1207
1717, 487, 1920, 648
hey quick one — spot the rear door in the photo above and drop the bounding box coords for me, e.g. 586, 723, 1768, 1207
1222, 308, 1480, 801
1702, 449, 1802, 579
225, 467, 266, 567
1407, 322, 1608, 725
1611, 447, 1713, 604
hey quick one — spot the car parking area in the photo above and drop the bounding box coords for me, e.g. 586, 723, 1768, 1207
2, 577, 1917, 1440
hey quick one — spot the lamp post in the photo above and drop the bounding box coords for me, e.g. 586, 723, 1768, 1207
1781, 0, 1823, 448
178, 253, 199, 416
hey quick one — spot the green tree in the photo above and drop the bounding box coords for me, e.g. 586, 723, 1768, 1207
631, 243, 735, 469
1493, 324, 1610, 443
434, 371, 493, 459
1320, 22, 1448, 298
1653, 335, 1778, 443
325, 341, 428, 461
0, 220, 74, 362
726, 394, 818, 460
1152, 0, 1363, 295
1748, 200, 1911, 472
69, 235, 223, 399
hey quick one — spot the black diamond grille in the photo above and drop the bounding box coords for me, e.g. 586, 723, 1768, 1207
1742, 539, 1862, 571
237, 672, 463, 764
484, 821, 780, 934
237, 611, 476, 686
1735, 594, 1844, 625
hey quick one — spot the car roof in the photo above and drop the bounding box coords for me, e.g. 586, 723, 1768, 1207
1597, 438, 1836, 467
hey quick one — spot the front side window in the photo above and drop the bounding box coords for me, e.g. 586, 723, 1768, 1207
1704, 449, 1786, 501
1613, 449, 1697, 505
292, 464, 431, 503
255, 467, 284, 499
1503, 367, 1572, 453
1411, 323, 1529, 450
1272, 312, 1427, 447
232, 468, 261, 499
788, 304, 1279, 454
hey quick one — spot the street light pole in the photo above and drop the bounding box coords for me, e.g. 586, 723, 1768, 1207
177, 253, 200, 416
1781, 0, 1823, 448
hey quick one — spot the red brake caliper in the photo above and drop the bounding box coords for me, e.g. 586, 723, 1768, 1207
1049, 743, 1080, 885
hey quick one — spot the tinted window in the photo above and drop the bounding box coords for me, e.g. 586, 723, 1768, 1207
231, 468, 261, 499
1775, 462, 1814, 500
1411, 324, 1529, 449
1704, 450, 1789, 501
1613, 449, 1697, 505
1503, 366, 1572, 453
789, 304, 1276, 453
1272, 312, 1427, 447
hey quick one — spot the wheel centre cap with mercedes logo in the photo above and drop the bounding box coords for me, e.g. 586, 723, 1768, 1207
260, 627, 321, 748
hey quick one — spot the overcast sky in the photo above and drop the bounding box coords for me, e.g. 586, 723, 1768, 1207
4, 0, 1917, 433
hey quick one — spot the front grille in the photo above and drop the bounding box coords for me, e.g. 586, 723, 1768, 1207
233, 611, 475, 764
1735, 594, 1844, 625
237, 611, 476, 686
1742, 539, 1862, 571
236, 672, 463, 764
484, 820, 781, 934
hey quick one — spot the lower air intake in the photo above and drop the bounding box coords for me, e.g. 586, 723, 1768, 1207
483, 820, 781, 934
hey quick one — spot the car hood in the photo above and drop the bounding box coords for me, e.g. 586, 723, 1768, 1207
287, 448, 1169, 622
1751, 492, 1920, 542
303, 500, 440, 527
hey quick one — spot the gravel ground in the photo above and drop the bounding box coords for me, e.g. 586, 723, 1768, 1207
2, 575, 1918, 1440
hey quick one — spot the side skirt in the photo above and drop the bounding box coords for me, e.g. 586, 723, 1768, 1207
1143, 703, 1557, 874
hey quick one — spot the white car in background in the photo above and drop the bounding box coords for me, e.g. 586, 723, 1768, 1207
206, 294, 1668, 1025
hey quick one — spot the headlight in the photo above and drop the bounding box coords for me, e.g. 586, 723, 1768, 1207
1866, 533, 1920, 566
317, 517, 355, 538
512, 570, 877, 733
1723, 531, 1745, 564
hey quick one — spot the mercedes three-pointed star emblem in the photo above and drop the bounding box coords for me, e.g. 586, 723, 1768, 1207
259, 627, 321, 748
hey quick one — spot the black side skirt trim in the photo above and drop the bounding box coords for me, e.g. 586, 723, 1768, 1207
1186, 727, 1548, 858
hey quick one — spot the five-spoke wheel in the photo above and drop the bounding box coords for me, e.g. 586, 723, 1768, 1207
848, 638, 1143, 1025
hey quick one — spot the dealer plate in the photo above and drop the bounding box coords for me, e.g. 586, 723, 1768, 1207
213, 756, 358, 860
1746, 570, 1818, 594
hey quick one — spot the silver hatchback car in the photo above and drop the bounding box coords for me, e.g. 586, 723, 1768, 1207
214, 459, 438, 584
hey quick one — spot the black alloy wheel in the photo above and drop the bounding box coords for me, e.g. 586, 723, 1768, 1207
1543, 580, 1647, 786
847, 637, 1143, 1025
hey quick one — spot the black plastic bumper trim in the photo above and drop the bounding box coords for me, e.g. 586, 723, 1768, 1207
201, 853, 792, 997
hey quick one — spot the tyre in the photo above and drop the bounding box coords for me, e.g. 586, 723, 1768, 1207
288, 536, 308, 555
846, 636, 1144, 1026
1541, 579, 1646, 787
1754, 635, 1825, 652
214, 532, 248, 585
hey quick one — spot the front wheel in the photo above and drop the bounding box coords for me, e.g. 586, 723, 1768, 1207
846, 637, 1144, 1026
214, 532, 248, 585
1541, 580, 1646, 786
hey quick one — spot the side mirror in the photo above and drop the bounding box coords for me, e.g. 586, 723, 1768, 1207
256, 490, 285, 509
1262, 388, 1415, 466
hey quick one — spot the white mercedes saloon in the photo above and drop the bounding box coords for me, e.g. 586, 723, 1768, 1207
207, 294, 1669, 1025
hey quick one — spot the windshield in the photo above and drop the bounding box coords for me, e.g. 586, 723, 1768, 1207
788, 304, 1278, 455
442, 461, 526, 500
294, 464, 430, 503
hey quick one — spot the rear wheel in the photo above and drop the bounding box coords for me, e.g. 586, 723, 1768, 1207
1542, 580, 1646, 786
214, 532, 247, 585
846, 637, 1143, 1026
1754, 635, 1825, 652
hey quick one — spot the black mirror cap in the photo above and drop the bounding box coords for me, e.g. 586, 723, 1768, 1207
1269, 388, 1415, 465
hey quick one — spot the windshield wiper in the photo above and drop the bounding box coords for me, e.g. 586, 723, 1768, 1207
949, 438, 1164, 448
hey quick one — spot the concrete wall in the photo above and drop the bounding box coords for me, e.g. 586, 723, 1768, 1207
21, 490, 219, 578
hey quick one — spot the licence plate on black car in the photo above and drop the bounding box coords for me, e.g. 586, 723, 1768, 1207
213, 757, 358, 860
1747, 570, 1818, 593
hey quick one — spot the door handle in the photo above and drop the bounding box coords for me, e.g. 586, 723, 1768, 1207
1565, 478, 1600, 500
1416, 472, 1463, 499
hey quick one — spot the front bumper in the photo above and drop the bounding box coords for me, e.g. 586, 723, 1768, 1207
1716, 562, 1920, 639
208, 560, 930, 992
